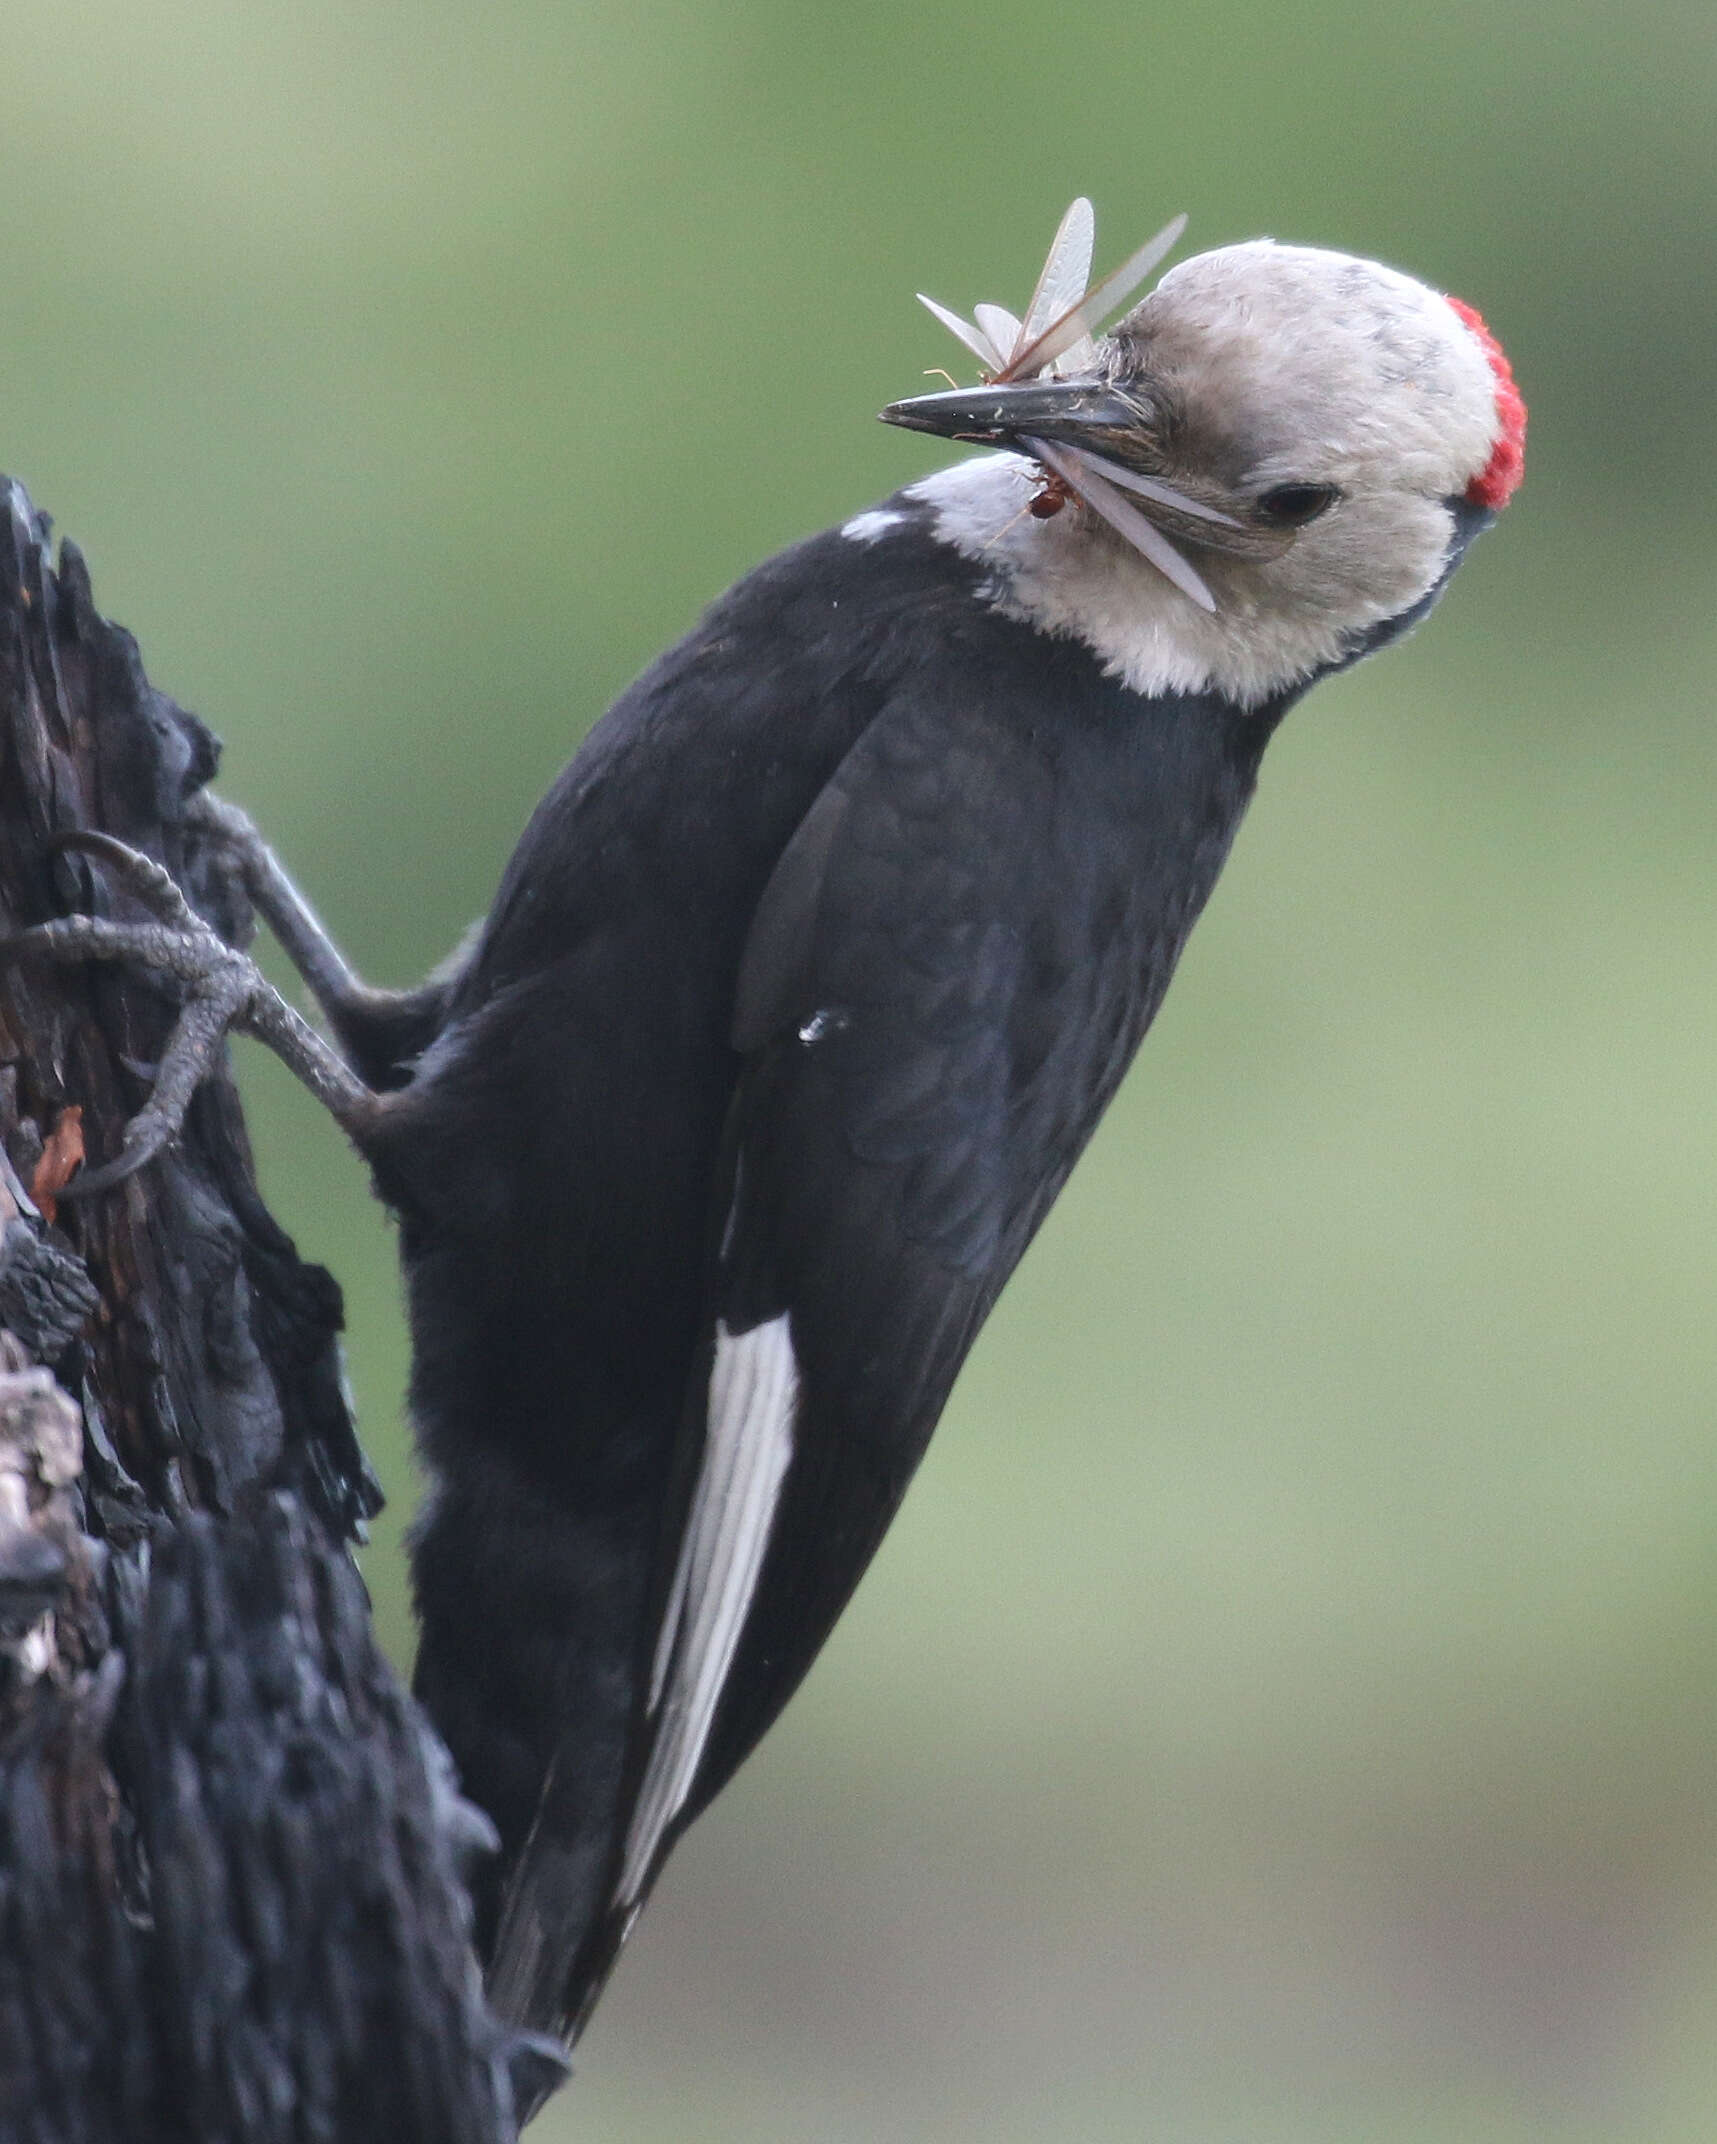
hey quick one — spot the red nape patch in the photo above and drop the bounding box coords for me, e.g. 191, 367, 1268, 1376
1445, 295, 1526, 510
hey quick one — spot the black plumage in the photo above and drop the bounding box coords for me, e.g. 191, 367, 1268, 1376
359, 489, 1491, 2035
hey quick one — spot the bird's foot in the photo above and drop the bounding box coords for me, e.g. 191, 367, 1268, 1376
1, 830, 379, 1197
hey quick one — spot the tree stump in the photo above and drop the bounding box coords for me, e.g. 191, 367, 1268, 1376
0, 477, 560, 2141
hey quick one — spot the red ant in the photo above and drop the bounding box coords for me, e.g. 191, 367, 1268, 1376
1028, 469, 1073, 519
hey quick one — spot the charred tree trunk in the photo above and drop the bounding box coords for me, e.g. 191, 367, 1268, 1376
0, 478, 558, 2141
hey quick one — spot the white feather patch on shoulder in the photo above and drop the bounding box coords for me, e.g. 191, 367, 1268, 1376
841, 506, 905, 545
618, 1313, 799, 1905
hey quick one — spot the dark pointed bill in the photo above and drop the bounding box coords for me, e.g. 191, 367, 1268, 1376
892, 200, 1232, 608
879, 376, 1154, 447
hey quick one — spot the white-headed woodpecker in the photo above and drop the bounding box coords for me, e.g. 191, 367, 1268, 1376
3, 202, 1525, 2080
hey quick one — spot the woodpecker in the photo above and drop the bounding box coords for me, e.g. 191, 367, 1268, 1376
5, 201, 1524, 2080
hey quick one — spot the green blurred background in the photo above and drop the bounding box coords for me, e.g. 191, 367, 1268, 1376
7, 0, 1717, 2134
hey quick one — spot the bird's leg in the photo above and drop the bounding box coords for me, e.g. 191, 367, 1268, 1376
0, 831, 385, 1197
186, 792, 458, 1086
188, 791, 374, 1033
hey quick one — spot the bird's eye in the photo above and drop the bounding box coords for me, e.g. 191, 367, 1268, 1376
1255, 483, 1342, 529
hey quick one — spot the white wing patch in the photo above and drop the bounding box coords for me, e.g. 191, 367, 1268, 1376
618, 1313, 799, 1904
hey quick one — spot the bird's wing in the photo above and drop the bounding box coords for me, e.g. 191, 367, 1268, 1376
620, 681, 1110, 1895
493, 685, 1129, 2046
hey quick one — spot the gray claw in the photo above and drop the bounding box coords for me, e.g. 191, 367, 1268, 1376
3, 833, 380, 1193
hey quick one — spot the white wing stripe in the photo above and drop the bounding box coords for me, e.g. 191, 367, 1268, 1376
620, 1313, 798, 1903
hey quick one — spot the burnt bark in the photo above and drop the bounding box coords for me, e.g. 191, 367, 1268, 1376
0, 478, 557, 2140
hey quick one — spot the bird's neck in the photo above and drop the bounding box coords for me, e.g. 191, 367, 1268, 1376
883, 455, 1341, 713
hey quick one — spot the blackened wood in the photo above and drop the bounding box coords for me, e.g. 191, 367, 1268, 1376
0, 478, 556, 2140
0, 476, 378, 1537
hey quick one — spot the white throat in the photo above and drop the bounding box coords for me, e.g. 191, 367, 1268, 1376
896, 455, 1444, 711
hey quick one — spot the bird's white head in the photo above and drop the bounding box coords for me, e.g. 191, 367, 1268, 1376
881, 206, 1525, 709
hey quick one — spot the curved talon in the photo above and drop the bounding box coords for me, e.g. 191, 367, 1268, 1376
47, 829, 202, 932
58, 1145, 161, 1201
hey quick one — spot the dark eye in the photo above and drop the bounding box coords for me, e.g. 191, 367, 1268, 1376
1255, 482, 1342, 529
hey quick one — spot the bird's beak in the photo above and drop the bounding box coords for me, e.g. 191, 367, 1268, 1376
880, 377, 1292, 576
879, 378, 1152, 453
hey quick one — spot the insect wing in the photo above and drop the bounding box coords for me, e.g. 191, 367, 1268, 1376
1055, 443, 1244, 526
998, 212, 1188, 382
973, 304, 1025, 369
1025, 436, 1217, 611
917, 293, 1006, 372
1020, 197, 1095, 350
